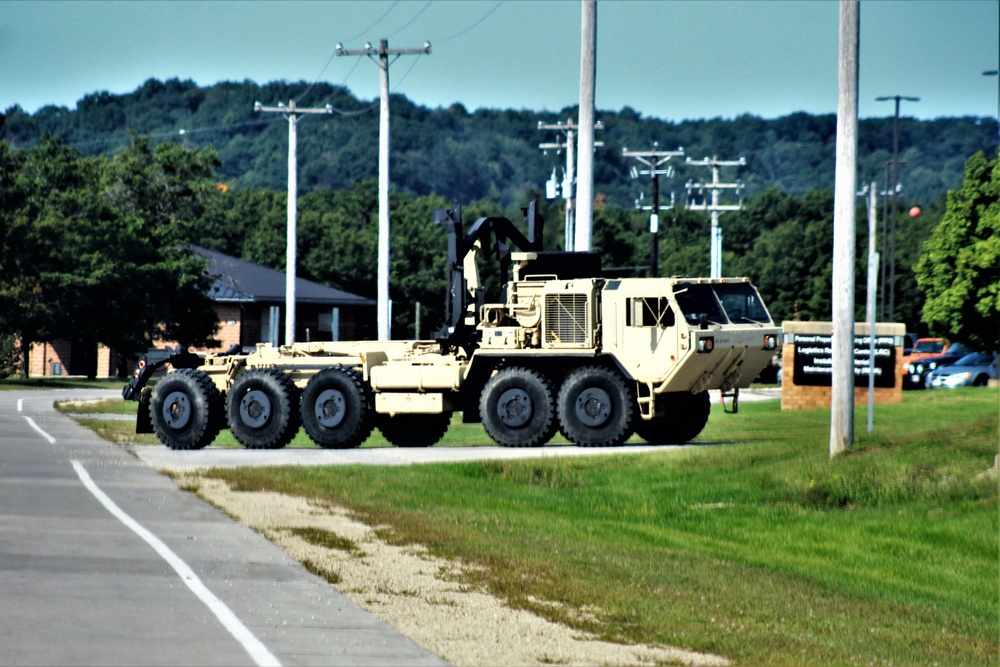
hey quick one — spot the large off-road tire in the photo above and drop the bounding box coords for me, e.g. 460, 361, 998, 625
300, 368, 373, 449
227, 368, 300, 449
377, 412, 452, 448
557, 365, 634, 447
149, 369, 224, 450
634, 391, 711, 445
480, 367, 557, 447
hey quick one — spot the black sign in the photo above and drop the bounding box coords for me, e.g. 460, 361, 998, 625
792, 334, 896, 388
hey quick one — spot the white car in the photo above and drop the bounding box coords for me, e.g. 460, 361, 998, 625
926, 352, 998, 388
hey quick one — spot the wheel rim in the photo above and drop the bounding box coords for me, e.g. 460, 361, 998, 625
162, 391, 191, 430
574, 387, 611, 427
240, 389, 272, 429
496, 387, 532, 428
314, 388, 347, 428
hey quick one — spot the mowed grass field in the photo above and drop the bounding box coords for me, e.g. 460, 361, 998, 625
55, 385, 999, 666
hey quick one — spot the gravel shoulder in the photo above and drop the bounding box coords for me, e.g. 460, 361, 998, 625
181, 475, 729, 667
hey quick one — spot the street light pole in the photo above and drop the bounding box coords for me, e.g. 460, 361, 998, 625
875, 95, 919, 322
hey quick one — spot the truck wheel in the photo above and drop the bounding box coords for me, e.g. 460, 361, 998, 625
634, 391, 710, 444
300, 368, 373, 449
377, 412, 451, 447
480, 367, 556, 447
557, 366, 634, 447
150, 369, 223, 450
227, 368, 300, 449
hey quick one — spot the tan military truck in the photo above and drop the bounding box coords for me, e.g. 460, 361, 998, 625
123, 203, 780, 450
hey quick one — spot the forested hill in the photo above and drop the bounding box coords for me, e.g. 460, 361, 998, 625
2, 77, 996, 209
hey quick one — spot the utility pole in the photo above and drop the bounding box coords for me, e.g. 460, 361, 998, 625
254, 99, 332, 345
337, 39, 431, 340
983, 69, 999, 148
576, 0, 597, 252
875, 94, 919, 322
877, 168, 902, 320
623, 145, 684, 277
538, 120, 603, 250
831, 0, 859, 458
684, 157, 745, 278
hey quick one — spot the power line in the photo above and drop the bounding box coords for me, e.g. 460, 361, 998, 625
295, 0, 403, 104
386, 1, 433, 39
342, 0, 402, 43
390, 53, 426, 92
434, 1, 504, 43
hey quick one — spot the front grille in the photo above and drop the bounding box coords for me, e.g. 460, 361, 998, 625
544, 294, 589, 346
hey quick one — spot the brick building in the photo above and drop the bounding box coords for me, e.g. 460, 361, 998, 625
27, 246, 376, 378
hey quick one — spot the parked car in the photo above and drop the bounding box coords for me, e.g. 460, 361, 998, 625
927, 352, 998, 389
904, 342, 971, 389
902, 337, 949, 366
903, 332, 918, 357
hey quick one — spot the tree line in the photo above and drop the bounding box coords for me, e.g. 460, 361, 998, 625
2, 77, 996, 210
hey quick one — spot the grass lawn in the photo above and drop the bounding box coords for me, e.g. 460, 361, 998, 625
184, 389, 998, 667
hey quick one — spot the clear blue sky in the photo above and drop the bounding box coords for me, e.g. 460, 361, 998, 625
2, 0, 997, 122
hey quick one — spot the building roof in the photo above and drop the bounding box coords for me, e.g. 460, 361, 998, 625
190, 246, 375, 307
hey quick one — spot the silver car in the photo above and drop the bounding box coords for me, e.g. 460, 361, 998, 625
927, 352, 998, 388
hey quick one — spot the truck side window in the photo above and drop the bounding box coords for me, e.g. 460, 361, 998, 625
628, 297, 675, 328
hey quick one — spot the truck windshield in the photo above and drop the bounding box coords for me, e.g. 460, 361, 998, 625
673, 284, 727, 326
713, 283, 771, 324
673, 283, 771, 326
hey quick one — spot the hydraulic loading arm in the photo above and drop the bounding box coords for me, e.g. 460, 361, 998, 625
434, 201, 545, 354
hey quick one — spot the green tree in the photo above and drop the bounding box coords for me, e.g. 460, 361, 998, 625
0, 135, 221, 377
100, 136, 222, 360
0, 135, 92, 376
914, 150, 1000, 349
725, 188, 835, 324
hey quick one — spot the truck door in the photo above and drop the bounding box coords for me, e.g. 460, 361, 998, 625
609, 291, 681, 382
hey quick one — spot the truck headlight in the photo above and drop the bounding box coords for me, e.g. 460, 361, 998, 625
763, 334, 777, 350
697, 337, 714, 353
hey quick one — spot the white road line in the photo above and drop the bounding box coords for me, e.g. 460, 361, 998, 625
70, 460, 282, 667
24, 417, 57, 444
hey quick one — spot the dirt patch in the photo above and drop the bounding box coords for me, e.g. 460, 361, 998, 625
182, 475, 728, 667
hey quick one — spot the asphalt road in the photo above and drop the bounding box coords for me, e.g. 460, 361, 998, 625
0, 390, 448, 667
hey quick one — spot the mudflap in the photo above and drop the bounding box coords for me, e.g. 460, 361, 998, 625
720, 387, 739, 414
135, 388, 153, 434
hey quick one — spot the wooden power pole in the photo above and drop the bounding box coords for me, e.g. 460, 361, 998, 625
337, 39, 431, 340
830, 0, 859, 457
254, 99, 332, 345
